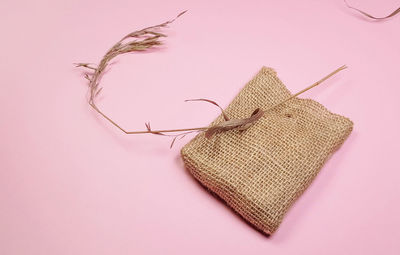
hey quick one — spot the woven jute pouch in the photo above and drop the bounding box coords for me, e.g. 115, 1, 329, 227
181, 67, 353, 235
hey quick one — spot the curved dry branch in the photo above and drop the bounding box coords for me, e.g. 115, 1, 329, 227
76, 12, 347, 147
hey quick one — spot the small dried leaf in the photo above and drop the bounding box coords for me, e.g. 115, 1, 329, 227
170, 136, 177, 148
145, 122, 151, 131
145, 122, 165, 136
84, 73, 91, 81
205, 108, 264, 138
95, 87, 103, 96
185, 98, 229, 121
177, 10, 188, 18
75, 63, 97, 70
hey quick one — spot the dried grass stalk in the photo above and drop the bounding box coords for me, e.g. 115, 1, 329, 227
345, 0, 400, 20
76, 12, 347, 147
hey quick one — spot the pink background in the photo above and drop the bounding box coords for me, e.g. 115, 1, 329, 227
1, 0, 400, 254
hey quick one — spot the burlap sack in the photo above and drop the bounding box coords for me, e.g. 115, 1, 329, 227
181, 67, 353, 235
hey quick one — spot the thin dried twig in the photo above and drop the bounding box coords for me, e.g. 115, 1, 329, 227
344, 0, 400, 20
76, 12, 347, 147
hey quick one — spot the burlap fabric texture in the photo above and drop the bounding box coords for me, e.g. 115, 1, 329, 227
181, 67, 353, 235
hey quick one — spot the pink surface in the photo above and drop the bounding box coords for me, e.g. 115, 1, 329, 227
1, 0, 400, 254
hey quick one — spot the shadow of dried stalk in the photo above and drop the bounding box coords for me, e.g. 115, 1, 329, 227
76, 12, 348, 148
